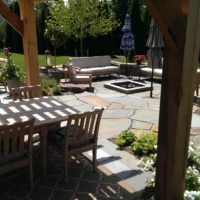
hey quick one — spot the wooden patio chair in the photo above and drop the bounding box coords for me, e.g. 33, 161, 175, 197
0, 118, 35, 189
47, 108, 104, 182
11, 85, 42, 101
67, 64, 92, 88
11, 85, 42, 145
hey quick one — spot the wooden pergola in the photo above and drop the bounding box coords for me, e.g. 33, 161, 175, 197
0, 0, 200, 199
0, 0, 40, 85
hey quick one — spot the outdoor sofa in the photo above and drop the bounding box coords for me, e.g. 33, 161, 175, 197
68, 56, 120, 77
140, 67, 163, 79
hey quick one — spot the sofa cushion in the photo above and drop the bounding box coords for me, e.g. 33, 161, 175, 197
70, 56, 111, 69
79, 66, 119, 76
141, 67, 162, 78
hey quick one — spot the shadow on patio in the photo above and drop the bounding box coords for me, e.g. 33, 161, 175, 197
0, 148, 143, 200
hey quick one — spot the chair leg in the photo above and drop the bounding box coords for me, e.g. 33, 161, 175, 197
92, 148, 97, 172
64, 155, 68, 183
29, 158, 34, 190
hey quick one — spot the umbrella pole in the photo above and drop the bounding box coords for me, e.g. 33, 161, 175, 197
150, 65, 154, 97
126, 56, 128, 77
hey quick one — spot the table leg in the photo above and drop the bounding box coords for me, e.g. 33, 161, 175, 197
40, 127, 48, 178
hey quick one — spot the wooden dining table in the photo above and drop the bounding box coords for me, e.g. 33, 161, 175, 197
0, 96, 78, 177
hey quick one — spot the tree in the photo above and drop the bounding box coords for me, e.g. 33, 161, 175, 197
35, 3, 48, 54
128, 0, 150, 54
110, 0, 128, 23
45, 0, 69, 65
4, 0, 23, 53
45, 0, 119, 57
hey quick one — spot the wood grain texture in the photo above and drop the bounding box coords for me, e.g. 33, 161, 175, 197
48, 108, 104, 182
0, 1, 23, 35
20, 0, 40, 85
0, 118, 35, 189
144, 0, 200, 199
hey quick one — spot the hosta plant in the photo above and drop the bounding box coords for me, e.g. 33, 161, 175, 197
115, 130, 136, 147
131, 132, 158, 157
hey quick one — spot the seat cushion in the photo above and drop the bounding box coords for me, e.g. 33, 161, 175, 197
72, 76, 91, 83
48, 127, 94, 150
79, 66, 119, 76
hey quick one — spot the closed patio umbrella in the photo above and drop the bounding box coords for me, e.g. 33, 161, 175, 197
146, 18, 164, 97
120, 14, 135, 76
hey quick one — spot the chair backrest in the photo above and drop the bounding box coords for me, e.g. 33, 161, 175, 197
67, 64, 76, 79
64, 108, 104, 146
0, 118, 35, 173
11, 85, 43, 101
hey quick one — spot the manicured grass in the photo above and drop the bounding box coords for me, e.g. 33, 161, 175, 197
112, 56, 126, 63
0, 51, 70, 68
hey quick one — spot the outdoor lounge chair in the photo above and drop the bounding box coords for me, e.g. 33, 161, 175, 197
11, 85, 43, 101
0, 118, 35, 190
67, 64, 92, 88
47, 108, 104, 182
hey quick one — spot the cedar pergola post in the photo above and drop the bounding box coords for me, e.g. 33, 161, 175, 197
20, 0, 40, 85
145, 0, 200, 199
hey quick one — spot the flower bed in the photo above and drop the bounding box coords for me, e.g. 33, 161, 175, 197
114, 129, 200, 199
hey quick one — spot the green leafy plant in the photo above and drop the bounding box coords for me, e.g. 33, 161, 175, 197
185, 166, 200, 191
115, 130, 136, 147
40, 77, 61, 95
1, 48, 25, 84
131, 132, 157, 156
137, 142, 200, 199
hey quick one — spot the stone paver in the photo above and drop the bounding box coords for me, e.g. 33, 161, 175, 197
102, 109, 134, 119
107, 102, 124, 109
1, 77, 200, 200
80, 95, 112, 107
99, 118, 132, 138
130, 109, 159, 124
132, 120, 153, 130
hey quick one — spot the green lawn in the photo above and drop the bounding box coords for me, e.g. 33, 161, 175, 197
0, 51, 128, 68
0, 52, 70, 68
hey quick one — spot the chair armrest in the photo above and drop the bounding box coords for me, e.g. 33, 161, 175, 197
76, 67, 81, 71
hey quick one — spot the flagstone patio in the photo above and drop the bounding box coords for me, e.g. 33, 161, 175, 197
0, 75, 200, 200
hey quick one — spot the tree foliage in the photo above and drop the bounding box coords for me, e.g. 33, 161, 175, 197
35, 3, 48, 54
45, 0, 119, 56
128, 0, 150, 54
5, 0, 23, 53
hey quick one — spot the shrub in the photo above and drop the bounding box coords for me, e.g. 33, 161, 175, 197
137, 142, 200, 199
115, 130, 136, 147
1, 48, 25, 84
185, 166, 200, 191
131, 132, 157, 156
41, 77, 61, 95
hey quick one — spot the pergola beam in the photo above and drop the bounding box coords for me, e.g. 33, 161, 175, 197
145, 0, 200, 199
0, 1, 23, 36
145, 1, 187, 51
20, 0, 40, 85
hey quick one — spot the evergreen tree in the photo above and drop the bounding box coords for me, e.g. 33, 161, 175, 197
4, 0, 23, 53
128, 0, 149, 54
36, 3, 48, 54
110, 0, 128, 23
12, 1, 23, 53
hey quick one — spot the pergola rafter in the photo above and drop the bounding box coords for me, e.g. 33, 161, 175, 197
0, 1, 23, 36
